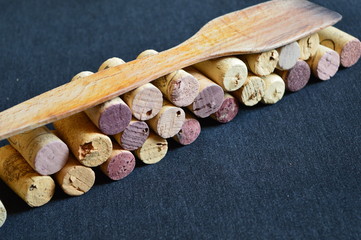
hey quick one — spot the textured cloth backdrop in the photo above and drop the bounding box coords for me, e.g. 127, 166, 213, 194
0, 0, 360, 239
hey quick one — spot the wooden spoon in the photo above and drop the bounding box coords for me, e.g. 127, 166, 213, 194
0, 0, 341, 140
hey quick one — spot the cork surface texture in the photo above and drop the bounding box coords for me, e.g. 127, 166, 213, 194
0, 0, 360, 239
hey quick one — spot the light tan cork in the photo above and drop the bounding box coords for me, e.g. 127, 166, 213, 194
276, 42, 301, 70
232, 74, 265, 106
185, 67, 224, 118
0, 200, 6, 227
0, 145, 55, 207
138, 50, 200, 107
72, 71, 132, 135
298, 33, 320, 60
318, 26, 361, 67
54, 153, 95, 196
7, 126, 69, 175
53, 112, 113, 167
147, 100, 185, 138
243, 50, 279, 76
261, 73, 285, 104
98, 57, 126, 71
123, 83, 163, 120
194, 56, 248, 91
113, 118, 149, 151
307, 45, 340, 81
134, 132, 168, 164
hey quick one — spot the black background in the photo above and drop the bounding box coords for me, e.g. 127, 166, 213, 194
0, 0, 360, 239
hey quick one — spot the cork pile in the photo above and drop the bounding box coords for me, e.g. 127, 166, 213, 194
0, 26, 360, 227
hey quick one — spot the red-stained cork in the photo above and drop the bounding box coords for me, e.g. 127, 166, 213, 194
211, 93, 239, 123
276, 60, 311, 92
173, 113, 201, 145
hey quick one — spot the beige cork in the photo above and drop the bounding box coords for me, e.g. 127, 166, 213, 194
298, 33, 320, 60
232, 75, 265, 106
113, 118, 149, 151
137, 50, 200, 107
122, 83, 163, 120
72, 70, 132, 135
147, 100, 185, 138
276, 42, 301, 70
194, 56, 248, 91
0, 200, 6, 227
185, 67, 224, 118
243, 50, 279, 76
98, 57, 126, 71
307, 45, 340, 81
261, 73, 285, 104
134, 132, 168, 164
0, 145, 55, 207
318, 26, 361, 67
53, 112, 113, 167
7, 126, 69, 175
54, 153, 95, 196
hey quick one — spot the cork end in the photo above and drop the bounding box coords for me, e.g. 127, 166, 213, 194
34, 141, 69, 175
24, 176, 55, 207
78, 136, 112, 167
173, 119, 201, 145
286, 60, 311, 92
106, 151, 135, 180
240, 76, 265, 107
132, 85, 163, 120
62, 166, 95, 196
191, 85, 224, 118
341, 39, 361, 67
212, 96, 239, 123
316, 49, 340, 80
120, 121, 149, 151
262, 74, 285, 104
0, 201, 6, 228
135, 135, 168, 164
98, 103, 132, 135
169, 74, 200, 107
156, 107, 185, 138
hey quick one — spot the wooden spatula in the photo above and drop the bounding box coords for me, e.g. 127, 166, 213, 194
0, 0, 341, 140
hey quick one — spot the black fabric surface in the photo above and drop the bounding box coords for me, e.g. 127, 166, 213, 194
0, 0, 360, 239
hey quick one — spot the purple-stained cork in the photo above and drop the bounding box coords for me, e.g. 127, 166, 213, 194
341, 39, 361, 67
313, 47, 340, 81
113, 120, 150, 151
101, 149, 135, 181
34, 141, 69, 175
98, 102, 132, 135
211, 93, 239, 123
173, 117, 201, 145
279, 60, 311, 92
189, 85, 224, 118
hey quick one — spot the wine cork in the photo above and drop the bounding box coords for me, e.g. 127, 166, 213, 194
276, 42, 301, 70
99, 142, 135, 181
147, 100, 185, 138
298, 33, 320, 60
72, 71, 132, 135
123, 83, 163, 120
185, 67, 224, 118
7, 126, 69, 175
54, 153, 95, 196
261, 73, 285, 104
173, 112, 201, 145
53, 112, 113, 167
211, 93, 239, 123
0, 200, 6, 228
0, 145, 55, 207
134, 132, 168, 164
137, 50, 200, 107
243, 50, 279, 76
232, 75, 265, 106
276, 60, 311, 92
194, 56, 247, 91
98, 57, 126, 70
318, 26, 361, 67
113, 118, 149, 151
307, 45, 340, 81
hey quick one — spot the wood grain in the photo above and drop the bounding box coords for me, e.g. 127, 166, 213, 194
0, 0, 341, 140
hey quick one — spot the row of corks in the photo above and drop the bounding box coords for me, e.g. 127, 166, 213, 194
0, 26, 360, 226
